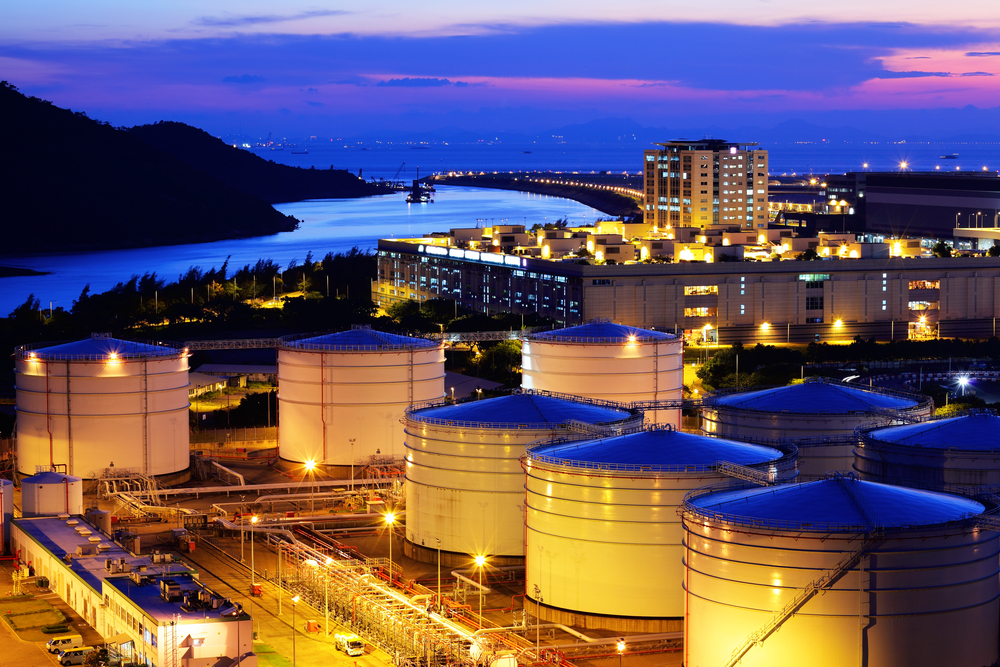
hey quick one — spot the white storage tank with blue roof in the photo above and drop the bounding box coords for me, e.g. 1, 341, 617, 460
21, 471, 84, 517
682, 476, 998, 667
523, 427, 795, 631
1, 478, 12, 553
856, 410, 1000, 485
522, 320, 683, 427
15, 336, 190, 478
403, 391, 642, 561
701, 379, 932, 476
278, 327, 444, 466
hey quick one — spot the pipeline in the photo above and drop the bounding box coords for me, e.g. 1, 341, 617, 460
210, 460, 245, 486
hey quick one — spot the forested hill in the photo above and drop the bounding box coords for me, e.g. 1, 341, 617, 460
0, 82, 298, 254
129, 122, 387, 203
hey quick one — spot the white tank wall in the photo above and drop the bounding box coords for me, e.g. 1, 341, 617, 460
683, 520, 999, 667
700, 407, 936, 476
522, 338, 683, 427
279, 345, 444, 465
404, 422, 548, 557
525, 456, 796, 619
1, 479, 12, 554
22, 477, 84, 517
855, 440, 1000, 486
15, 354, 190, 478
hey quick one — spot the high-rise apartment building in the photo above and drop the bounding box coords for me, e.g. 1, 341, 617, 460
643, 140, 769, 230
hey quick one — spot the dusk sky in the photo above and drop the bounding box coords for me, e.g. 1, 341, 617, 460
3, 1, 1000, 138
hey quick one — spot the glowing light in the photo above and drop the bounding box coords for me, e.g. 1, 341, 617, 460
251, 515, 258, 525
617, 639, 626, 655
595, 250, 604, 262
627, 334, 637, 344
474, 555, 487, 567
385, 512, 396, 526
893, 241, 902, 256
704, 252, 714, 263
292, 595, 300, 604
305, 558, 319, 567
899, 161, 909, 171
757, 234, 766, 244
722, 238, 730, 246
849, 249, 858, 258
834, 319, 843, 328
959, 376, 969, 386
640, 246, 649, 260
822, 247, 830, 256
304, 459, 316, 472
678, 246, 695, 261
541, 245, 551, 259
919, 315, 926, 323
761, 322, 770, 331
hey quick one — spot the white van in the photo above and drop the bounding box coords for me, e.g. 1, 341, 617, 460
46, 635, 83, 653
58, 646, 94, 666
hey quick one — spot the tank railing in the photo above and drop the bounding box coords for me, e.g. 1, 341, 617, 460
718, 528, 884, 667
714, 461, 773, 486
524, 331, 677, 344
630, 397, 702, 411
833, 472, 883, 532
716, 431, 858, 451
15, 338, 186, 361
523, 453, 727, 476
856, 408, 1000, 450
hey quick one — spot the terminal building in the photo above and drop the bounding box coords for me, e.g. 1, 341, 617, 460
377, 238, 1000, 343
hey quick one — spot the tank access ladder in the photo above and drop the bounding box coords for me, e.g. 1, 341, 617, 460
720, 474, 883, 667
719, 530, 883, 667
714, 461, 773, 486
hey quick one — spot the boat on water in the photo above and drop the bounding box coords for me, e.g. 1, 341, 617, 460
291, 149, 308, 154
406, 179, 433, 203
940, 154, 959, 159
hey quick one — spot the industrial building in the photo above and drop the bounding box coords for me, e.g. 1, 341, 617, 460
642, 140, 770, 230
522, 427, 795, 631
522, 320, 683, 426
402, 390, 641, 563
377, 238, 1000, 342
277, 326, 444, 468
856, 410, 1000, 486
682, 476, 998, 667
10, 471, 251, 667
14, 336, 191, 480
701, 379, 932, 476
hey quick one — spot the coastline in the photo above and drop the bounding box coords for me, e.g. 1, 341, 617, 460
0, 266, 49, 278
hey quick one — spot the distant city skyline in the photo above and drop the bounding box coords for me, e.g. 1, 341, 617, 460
2, 2, 999, 137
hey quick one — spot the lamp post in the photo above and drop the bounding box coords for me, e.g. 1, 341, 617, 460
250, 516, 258, 585
304, 460, 316, 515
349, 438, 355, 491
291, 595, 300, 666
240, 495, 246, 563
474, 555, 486, 621
617, 638, 626, 667
385, 512, 396, 585
435, 538, 442, 611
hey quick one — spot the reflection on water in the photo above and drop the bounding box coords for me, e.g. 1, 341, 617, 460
0, 186, 601, 315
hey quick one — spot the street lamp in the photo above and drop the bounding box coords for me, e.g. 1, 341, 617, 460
385, 511, 396, 584
474, 555, 487, 621
436, 538, 442, 611
959, 376, 969, 396
240, 495, 246, 563
291, 595, 300, 667
617, 638, 626, 667
250, 515, 258, 585
304, 460, 316, 515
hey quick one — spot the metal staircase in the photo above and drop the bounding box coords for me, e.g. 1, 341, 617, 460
714, 460, 773, 486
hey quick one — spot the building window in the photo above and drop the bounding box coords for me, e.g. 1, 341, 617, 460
740, 304, 745, 315
806, 296, 824, 310
806, 317, 824, 324
909, 280, 940, 290
684, 285, 719, 296
684, 307, 718, 317
882, 299, 887, 311
909, 301, 939, 311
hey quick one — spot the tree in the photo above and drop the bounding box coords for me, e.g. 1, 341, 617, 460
932, 241, 952, 258
797, 248, 820, 261
988, 245, 1000, 258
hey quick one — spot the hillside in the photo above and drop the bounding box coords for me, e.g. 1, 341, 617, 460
0, 82, 299, 255
129, 122, 389, 203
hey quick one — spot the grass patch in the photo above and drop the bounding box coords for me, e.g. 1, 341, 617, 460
1, 597, 69, 640
253, 643, 293, 667
7, 609, 67, 630
1, 599, 54, 616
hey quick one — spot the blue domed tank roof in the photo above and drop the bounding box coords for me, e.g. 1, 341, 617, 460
25, 337, 180, 360
867, 411, 1000, 450
22, 471, 83, 484
688, 477, 982, 531
283, 327, 436, 351
531, 429, 784, 468
711, 380, 918, 414
529, 321, 674, 343
408, 392, 634, 428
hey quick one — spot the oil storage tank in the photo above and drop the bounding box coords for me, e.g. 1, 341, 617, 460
856, 410, 1000, 486
15, 336, 190, 478
278, 327, 444, 467
1, 478, 12, 554
403, 390, 641, 563
682, 476, 997, 667
21, 471, 84, 517
522, 320, 683, 427
523, 427, 796, 631
701, 378, 932, 476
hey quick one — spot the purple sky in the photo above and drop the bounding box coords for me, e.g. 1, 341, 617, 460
3, 2, 999, 138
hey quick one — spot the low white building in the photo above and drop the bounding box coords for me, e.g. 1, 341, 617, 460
11, 515, 253, 667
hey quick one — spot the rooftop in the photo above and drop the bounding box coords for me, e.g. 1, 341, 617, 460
528, 320, 675, 344
711, 380, 919, 413
19, 337, 182, 361
408, 392, 635, 429
867, 411, 1000, 450
688, 478, 983, 532
281, 327, 436, 351
530, 429, 784, 469
104, 571, 240, 625
22, 471, 83, 484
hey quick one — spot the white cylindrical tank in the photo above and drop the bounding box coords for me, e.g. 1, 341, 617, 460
701, 379, 932, 476
856, 410, 1000, 485
524, 428, 796, 626
682, 477, 997, 667
278, 327, 444, 465
522, 320, 683, 427
404, 391, 642, 558
21, 471, 84, 517
1, 478, 12, 554
15, 336, 190, 478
